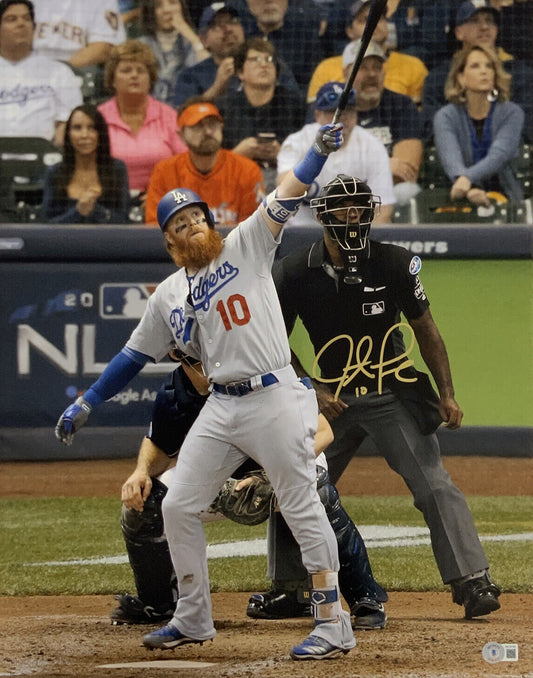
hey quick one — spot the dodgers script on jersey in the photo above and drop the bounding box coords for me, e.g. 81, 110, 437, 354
185, 210, 290, 383
0, 54, 82, 140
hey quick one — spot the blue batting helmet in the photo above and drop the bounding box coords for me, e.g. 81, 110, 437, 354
157, 188, 215, 231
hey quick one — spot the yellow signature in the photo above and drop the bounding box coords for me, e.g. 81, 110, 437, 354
312, 322, 417, 400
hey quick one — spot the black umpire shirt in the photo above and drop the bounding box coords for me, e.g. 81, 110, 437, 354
273, 238, 430, 395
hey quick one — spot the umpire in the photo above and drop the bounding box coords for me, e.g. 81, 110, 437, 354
256, 174, 500, 620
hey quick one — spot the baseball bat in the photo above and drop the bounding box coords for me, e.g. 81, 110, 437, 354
332, 0, 388, 124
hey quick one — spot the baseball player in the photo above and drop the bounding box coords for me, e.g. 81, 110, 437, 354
255, 173, 501, 621
113, 360, 387, 629
56, 123, 358, 660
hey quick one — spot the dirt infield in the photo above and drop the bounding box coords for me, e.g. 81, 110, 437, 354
1, 456, 532, 677
1, 592, 531, 678
3, 455, 533, 498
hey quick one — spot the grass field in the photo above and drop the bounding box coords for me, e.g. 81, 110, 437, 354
2, 495, 531, 597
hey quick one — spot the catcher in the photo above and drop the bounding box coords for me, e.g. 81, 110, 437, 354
113, 356, 388, 630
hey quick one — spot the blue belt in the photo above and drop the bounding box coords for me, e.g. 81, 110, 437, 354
212, 373, 279, 396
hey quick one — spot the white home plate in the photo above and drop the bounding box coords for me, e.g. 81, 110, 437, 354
98, 660, 216, 670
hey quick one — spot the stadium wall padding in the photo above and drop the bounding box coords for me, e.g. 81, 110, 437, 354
0, 223, 531, 460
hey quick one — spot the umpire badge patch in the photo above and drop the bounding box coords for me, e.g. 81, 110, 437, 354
409, 256, 422, 275
363, 301, 385, 315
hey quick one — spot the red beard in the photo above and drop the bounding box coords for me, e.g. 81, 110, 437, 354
170, 228, 224, 269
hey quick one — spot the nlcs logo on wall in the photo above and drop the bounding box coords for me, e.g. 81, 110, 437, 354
99, 284, 158, 319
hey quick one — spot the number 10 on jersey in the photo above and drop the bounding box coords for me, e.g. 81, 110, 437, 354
216, 294, 251, 330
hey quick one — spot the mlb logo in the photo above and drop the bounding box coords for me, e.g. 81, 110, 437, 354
100, 283, 158, 319
363, 301, 385, 315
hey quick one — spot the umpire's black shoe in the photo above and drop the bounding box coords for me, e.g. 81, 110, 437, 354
246, 589, 312, 619
350, 598, 387, 630
110, 594, 174, 625
451, 572, 501, 619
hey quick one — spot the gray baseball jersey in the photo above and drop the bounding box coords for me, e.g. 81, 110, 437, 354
127, 209, 290, 384
130, 198, 354, 650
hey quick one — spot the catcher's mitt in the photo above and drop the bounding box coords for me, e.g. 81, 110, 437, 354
208, 471, 275, 526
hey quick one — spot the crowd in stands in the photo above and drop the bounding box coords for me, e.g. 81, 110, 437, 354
0, 0, 531, 225
136, 0, 210, 105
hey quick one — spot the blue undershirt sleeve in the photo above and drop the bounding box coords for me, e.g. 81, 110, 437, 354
82, 347, 151, 407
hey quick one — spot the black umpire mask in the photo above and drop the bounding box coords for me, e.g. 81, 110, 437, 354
310, 174, 381, 285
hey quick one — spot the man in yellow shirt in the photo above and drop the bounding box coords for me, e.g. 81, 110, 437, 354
307, 0, 427, 106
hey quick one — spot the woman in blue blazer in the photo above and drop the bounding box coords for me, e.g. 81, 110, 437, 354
433, 44, 524, 206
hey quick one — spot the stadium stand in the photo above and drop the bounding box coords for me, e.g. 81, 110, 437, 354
0, 0, 531, 226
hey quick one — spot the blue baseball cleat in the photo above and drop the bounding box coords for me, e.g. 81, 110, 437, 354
290, 635, 352, 660
142, 624, 204, 650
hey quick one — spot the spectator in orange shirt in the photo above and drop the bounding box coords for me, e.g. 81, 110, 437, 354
144, 98, 265, 228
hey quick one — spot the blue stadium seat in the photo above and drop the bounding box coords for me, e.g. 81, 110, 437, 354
392, 200, 414, 223
509, 198, 533, 224
512, 142, 531, 199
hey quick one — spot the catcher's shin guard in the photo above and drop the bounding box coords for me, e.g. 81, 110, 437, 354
120, 477, 177, 614
246, 512, 312, 618
317, 470, 388, 607
265, 468, 386, 613
267, 509, 309, 584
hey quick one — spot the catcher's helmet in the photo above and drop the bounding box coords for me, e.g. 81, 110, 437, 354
157, 188, 215, 231
310, 174, 381, 251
